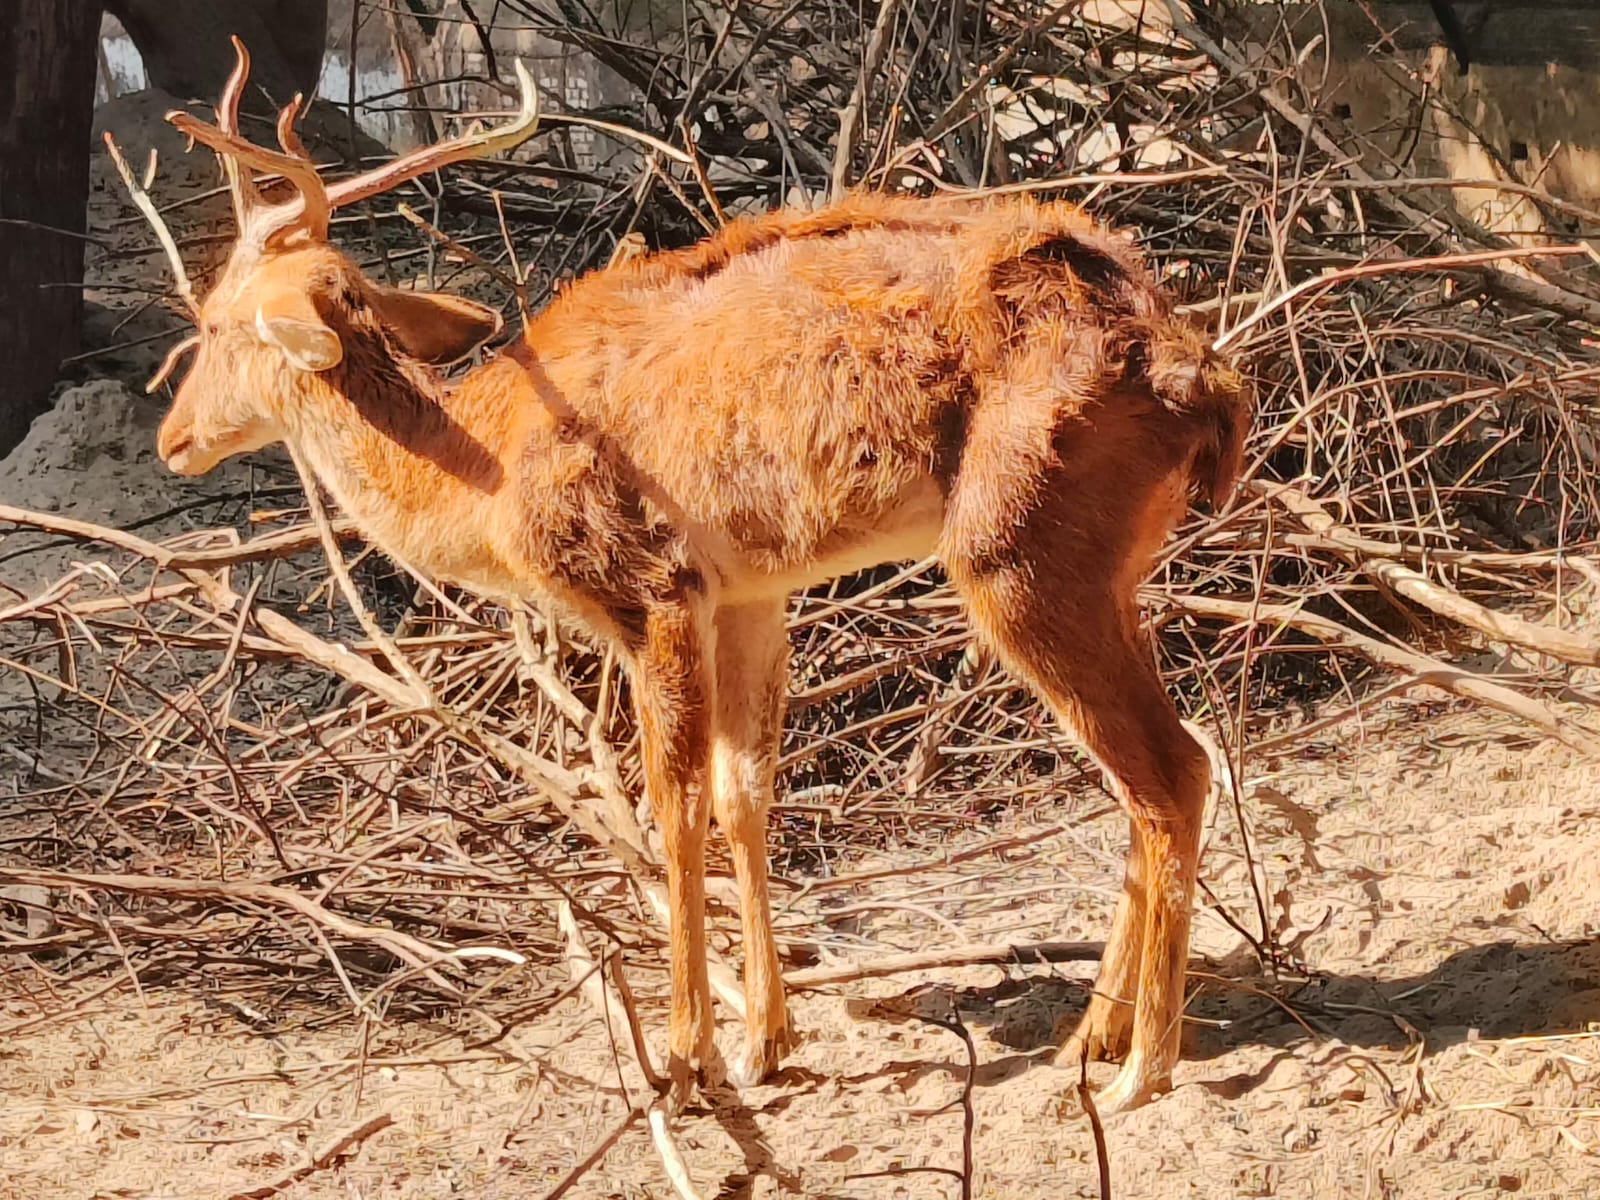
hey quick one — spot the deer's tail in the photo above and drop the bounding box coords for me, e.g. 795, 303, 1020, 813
1147, 330, 1253, 508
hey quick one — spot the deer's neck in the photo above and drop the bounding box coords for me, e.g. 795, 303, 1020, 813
286, 342, 529, 594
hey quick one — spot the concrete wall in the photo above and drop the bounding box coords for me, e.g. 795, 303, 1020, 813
1239, 4, 1600, 237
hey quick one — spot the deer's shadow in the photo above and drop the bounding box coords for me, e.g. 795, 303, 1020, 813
836, 934, 1600, 1091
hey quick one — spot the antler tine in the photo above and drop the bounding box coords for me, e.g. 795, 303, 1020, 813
217, 36, 263, 225
102, 132, 199, 317
324, 59, 542, 210
277, 93, 312, 160
266, 92, 333, 240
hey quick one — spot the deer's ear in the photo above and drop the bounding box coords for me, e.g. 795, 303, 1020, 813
369, 285, 504, 366
254, 286, 343, 373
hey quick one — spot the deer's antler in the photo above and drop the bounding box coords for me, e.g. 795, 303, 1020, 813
165, 38, 541, 250
215, 36, 264, 227
324, 60, 541, 209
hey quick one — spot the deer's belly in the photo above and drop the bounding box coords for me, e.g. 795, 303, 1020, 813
708, 479, 945, 605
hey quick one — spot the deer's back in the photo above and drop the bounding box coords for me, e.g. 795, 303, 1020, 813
512, 194, 1171, 596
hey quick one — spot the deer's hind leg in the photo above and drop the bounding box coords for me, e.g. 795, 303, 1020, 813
632, 600, 721, 1103
708, 599, 793, 1088
942, 408, 1212, 1113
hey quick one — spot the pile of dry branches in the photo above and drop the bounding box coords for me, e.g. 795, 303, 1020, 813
4, 0, 1600, 1132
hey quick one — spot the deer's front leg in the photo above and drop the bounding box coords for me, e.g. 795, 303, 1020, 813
709, 600, 792, 1088
633, 601, 719, 1104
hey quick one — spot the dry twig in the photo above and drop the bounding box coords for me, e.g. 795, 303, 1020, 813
227, 1113, 395, 1200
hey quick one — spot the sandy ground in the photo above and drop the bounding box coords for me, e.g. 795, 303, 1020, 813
4, 702, 1599, 1200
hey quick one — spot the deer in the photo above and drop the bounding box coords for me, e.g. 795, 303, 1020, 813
114, 38, 1251, 1114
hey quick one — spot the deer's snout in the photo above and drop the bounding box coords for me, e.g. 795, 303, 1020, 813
155, 413, 204, 475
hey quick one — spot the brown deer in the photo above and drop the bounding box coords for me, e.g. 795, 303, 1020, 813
119, 40, 1251, 1113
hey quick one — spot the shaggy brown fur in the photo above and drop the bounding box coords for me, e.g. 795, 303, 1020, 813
141, 54, 1253, 1114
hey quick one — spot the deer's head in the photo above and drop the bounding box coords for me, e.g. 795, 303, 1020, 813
118, 38, 540, 476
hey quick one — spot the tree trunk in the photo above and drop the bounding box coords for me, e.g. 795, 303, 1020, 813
107, 0, 328, 107
0, 1, 103, 457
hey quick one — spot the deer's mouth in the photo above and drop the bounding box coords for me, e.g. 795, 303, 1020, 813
161, 433, 202, 475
